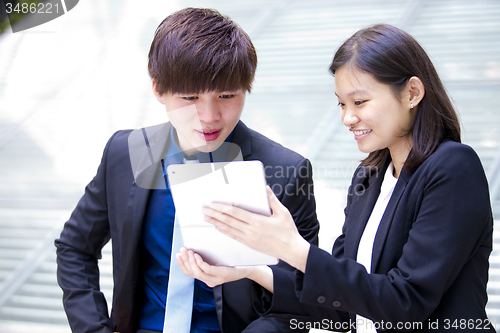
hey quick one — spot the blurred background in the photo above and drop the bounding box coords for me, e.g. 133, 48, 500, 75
0, 0, 499, 332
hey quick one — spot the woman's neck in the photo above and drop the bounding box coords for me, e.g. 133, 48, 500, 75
389, 140, 413, 179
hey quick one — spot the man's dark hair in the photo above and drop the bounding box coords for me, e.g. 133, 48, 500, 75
148, 7, 257, 95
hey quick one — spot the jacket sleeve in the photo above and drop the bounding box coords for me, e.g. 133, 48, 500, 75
295, 144, 493, 326
261, 162, 353, 329
54, 133, 119, 333
249, 158, 325, 331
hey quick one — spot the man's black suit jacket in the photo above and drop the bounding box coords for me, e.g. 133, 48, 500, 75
55, 121, 319, 333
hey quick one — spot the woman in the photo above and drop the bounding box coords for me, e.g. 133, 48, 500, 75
177, 24, 495, 332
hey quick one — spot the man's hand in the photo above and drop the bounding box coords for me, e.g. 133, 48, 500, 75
176, 247, 252, 287
176, 248, 274, 292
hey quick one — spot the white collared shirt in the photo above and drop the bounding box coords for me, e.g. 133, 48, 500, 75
356, 162, 398, 333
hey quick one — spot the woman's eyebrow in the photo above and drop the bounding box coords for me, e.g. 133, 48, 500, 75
335, 89, 369, 97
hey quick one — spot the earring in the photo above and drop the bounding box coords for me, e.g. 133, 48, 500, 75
410, 103, 414, 109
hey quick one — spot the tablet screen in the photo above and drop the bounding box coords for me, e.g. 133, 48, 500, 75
167, 160, 278, 266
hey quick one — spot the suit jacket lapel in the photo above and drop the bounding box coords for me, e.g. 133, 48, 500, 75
115, 123, 173, 332
122, 122, 172, 255
370, 164, 412, 273
344, 166, 384, 260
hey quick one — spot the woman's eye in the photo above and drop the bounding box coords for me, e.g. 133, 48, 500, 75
337, 102, 345, 107
355, 100, 365, 106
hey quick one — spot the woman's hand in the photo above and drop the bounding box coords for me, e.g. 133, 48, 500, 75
176, 248, 274, 292
202, 186, 310, 272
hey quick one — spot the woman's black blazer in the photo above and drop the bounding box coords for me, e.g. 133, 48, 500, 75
271, 140, 495, 332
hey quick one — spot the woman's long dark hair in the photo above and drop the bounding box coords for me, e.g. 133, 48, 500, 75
330, 24, 461, 172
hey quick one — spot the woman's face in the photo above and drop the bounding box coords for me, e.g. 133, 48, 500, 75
335, 66, 416, 164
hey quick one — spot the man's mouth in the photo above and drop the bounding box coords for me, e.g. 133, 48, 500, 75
197, 129, 221, 141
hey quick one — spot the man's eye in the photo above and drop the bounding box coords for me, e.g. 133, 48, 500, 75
219, 94, 234, 99
182, 96, 198, 101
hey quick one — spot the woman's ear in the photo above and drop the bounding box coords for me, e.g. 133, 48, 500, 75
152, 80, 165, 104
407, 76, 425, 109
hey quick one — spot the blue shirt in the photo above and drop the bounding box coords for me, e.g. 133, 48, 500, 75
138, 129, 233, 333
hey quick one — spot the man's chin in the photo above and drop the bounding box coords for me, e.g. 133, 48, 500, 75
206, 141, 226, 153
187, 141, 224, 154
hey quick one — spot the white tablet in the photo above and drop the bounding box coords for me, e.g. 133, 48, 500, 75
167, 160, 278, 266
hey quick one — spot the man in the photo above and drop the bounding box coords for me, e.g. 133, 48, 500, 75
55, 7, 319, 333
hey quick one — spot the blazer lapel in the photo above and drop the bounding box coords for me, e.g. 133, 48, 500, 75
115, 123, 173, 332
370, 168, 410, 273
121, 122, 173, 275
344, 166, 384, 260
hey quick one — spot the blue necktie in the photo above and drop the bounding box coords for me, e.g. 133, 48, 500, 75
163, 156, 199, 333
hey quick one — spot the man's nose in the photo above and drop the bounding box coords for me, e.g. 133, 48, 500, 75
198, 100, 221, 122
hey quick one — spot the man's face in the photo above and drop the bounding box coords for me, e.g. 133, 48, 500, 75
153, 82, 246, 155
